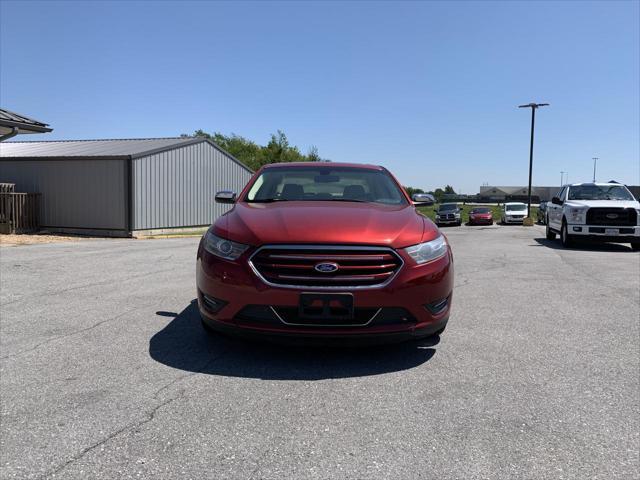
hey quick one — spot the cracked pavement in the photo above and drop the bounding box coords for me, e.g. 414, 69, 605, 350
1, 226, 638, 479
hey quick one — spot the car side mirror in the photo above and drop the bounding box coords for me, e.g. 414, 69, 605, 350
412, 193, 435, 205
551, 196, 563, 205
215, 191, 237, 204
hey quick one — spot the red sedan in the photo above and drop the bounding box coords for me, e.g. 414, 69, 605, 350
196, 162, 454, 343
468, 207, 493, 225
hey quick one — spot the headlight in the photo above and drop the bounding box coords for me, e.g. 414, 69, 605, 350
569, 207, 587, 224
203, 231, 249, 260
403, 235, 448, 265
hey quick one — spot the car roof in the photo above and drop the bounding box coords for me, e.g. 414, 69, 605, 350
262, 162, 383, 170
566, 182, 624, 187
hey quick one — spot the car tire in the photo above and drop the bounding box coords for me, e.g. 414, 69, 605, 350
457, 221, 462, 226
545, 215, 556, 240
561, 220, 574, 248
631, 242, 640, 251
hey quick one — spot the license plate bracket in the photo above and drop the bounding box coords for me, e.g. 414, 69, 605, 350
299, 292, 354, 321
605, 228, 618, 236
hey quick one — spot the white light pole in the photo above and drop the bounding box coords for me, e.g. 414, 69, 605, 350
592, 157, 599, 182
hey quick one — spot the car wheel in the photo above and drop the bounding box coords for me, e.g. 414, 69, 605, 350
545, 217, 556, 240
561, 220, 574, 248
457, 221, 462, 226
631, 242, 640, 251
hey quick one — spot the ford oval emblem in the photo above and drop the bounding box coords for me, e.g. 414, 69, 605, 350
314, 262, 339, 273
605, 213, 618, 219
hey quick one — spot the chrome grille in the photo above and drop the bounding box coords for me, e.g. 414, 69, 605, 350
249, 245, 403, 288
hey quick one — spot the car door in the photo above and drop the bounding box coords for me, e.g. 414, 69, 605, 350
548, 187, 565, 230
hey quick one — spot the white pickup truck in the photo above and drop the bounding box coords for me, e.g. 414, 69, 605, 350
545, 182, 640, 250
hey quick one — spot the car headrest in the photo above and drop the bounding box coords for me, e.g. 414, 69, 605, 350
280, 184, 304, 200
343, 184, 366, 199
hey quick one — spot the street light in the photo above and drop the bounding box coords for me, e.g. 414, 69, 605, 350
560, 171, 565, 187
592, 157, 599, 182
519, 102, 549, 220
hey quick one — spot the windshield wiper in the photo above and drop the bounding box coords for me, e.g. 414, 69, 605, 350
327, 198, 371, 203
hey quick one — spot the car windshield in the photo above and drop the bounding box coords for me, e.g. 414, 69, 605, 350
471, 208, 490, 213
438, 204, 458, 211
244, 166, 407, 205
567, 185, 635, 201
506, 204, 526, 211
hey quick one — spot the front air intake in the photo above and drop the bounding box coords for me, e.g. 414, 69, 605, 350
249, 245, 403, 288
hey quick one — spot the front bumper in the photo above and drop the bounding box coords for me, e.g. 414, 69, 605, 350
503, 217, 525, 224
566, 224, 640, 242
196, 243, 454, 341
469, 217, 493, 224
436, 218, 460, 225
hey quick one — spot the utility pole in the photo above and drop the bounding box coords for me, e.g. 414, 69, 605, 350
518, 102, 549, 220
592, 157, 599, 182
560, 171, 565, 187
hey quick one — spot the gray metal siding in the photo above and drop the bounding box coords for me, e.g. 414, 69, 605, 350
132, 142, 251, 230
0, 159, 127, 230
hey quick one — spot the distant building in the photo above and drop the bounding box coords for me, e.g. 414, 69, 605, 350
478, 186, 557, 202
479, 184, 639, 202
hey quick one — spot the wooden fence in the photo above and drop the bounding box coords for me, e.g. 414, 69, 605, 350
0, 192, 40, 234
0, 183, 16, 194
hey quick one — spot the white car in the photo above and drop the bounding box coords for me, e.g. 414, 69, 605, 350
501, 202, 527, 224
545, 182, 640, 250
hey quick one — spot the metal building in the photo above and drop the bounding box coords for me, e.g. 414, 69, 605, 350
0, 137, 253, 236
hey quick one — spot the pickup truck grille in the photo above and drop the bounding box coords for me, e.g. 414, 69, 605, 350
586, 208, 637, 227
249, 245, 403, 288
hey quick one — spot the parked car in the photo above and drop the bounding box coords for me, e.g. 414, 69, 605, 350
501, 202, 527, 224
196, 162, 454, 343
537, 201, 547, 224
468, 207, 493, 225
545, 182, 640, 249
435, 203, 462, 226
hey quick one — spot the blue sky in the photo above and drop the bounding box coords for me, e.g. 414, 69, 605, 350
1, 0, 638, 193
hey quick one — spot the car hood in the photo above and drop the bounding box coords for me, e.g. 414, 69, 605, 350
565, 200, 640, 209
215, 201, 436, 248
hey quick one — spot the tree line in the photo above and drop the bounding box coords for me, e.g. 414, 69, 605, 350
404, 185, 456, 202
183, 129, 326, 171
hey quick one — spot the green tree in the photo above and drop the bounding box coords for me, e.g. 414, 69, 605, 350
404, 186, 425, 197
186, 129, 323, 170
307, 146, 321, 162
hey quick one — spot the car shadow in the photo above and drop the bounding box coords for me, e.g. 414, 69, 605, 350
532, 237, 634, 252
149, 301, 438, 380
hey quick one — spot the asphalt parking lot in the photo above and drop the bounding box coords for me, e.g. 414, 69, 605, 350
1, 225, 638, 479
